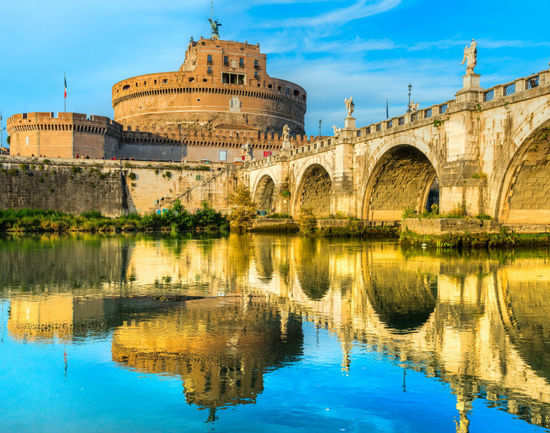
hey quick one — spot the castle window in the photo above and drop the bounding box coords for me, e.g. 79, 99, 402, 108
207, 66, 213, 75
254, 59, 260, 69
224, 56, 229, 66
219, 150, 227, 161
278, 86, 282, 92
424, 108, 432, 118
440, 103, 448, 114
162, 79, 168, 84
239, 58, 244, 68
268, 84, 272, 89
144, 81, 147, 86
254, 71, 260, 80
223, 73, 229, 84
123, 85, 130, 90
294, 90, 300, 97
285, 88, 290, 96
207, 55, 213, 65
189, 77, 195, 82
238, 75, 244, 85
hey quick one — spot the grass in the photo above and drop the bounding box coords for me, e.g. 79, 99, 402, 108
0, 201, 228, 234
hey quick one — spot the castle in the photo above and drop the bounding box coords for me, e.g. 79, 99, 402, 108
7, 24, 315, 162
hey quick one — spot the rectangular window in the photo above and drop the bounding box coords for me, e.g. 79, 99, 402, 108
387, 120, 393, 128
254, 71, 260, 80
425, 108, 432, 118
527, 76, 539, 89
376, 123, 381, 132
224, 56, 229, 66
484, 89, 494, 102
440, 103, 448, 114
239, 58, 244, 68
207, 66, 213, 75
219, 150, 227, 161
207, 55, 213, 65
505, 83, 516, 96
411, 113, 417, 122
238, 75, 244, 85
254, 59, 260, 69
222, 73, 229, 84
398, 117, 405, 126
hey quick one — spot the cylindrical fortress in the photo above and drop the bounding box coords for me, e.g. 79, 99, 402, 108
112, 38, 307, 137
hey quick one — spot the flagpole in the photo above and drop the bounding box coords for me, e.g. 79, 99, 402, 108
64, 73, 67, 112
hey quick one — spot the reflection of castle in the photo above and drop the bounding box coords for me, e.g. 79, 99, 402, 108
5, 235, 550, 430
111, 297, 303, 419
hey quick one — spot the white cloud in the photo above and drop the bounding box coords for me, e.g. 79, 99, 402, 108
261, 0, 401, 28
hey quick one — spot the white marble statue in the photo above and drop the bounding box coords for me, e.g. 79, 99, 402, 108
462, 39, 477, 76
332, 125, 341, 137
344, 97, 355, 118
281, 124, 292, 151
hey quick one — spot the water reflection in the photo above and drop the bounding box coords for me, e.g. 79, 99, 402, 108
2, 235, 550, 431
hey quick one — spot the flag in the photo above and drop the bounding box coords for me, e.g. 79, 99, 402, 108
64, 75, 68, 99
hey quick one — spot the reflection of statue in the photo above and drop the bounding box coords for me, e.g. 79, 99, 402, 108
344, 97, 355, 117
461, 39, 477, 76
208, 18, 222, 40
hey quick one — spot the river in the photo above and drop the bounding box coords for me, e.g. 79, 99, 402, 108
0, 234, 549, 433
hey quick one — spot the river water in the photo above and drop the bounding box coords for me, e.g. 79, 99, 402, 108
1, 234, 549, 433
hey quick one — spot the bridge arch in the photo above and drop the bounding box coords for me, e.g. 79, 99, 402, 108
496, 119, 550, 224
253, 174, 277, 213
362, 144, 440, 222
293, 163, 333, 218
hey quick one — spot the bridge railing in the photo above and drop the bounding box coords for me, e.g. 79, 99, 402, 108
356, 68, 550, 139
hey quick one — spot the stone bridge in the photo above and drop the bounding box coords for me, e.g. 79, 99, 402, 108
245, 67, 550, 228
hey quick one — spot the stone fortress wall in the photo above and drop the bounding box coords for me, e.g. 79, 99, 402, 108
0, 156, 238, 216
7, 112, 122, 160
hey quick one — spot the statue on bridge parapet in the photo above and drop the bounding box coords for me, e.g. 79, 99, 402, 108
459, 39, 481, 93
462, 39, 478, 76
344, 97, 355, 118
344, 97, 356, 129
280, 124, 292, 153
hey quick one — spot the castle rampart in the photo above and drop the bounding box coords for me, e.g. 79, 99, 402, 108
7, 112, 123, 159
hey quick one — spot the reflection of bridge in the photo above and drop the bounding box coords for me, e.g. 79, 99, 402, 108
248, 237, 550, 431
246, 68, 550, 228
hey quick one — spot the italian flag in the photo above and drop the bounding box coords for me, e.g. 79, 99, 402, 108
64, 75, 68, 99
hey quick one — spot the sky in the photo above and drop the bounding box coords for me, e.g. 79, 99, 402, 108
1, 0, 550, 143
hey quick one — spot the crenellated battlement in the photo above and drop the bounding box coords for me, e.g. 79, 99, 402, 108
7, 112, 123, 138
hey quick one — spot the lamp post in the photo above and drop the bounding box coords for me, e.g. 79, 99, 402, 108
407, 84, 412, 112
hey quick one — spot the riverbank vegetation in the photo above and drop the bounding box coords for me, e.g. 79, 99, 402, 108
0, 201, 228, 234
400, 228, 550, 249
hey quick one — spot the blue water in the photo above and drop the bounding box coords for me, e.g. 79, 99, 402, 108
0, 235, 548, 433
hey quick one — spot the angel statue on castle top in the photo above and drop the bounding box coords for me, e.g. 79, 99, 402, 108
209, 18, 222, 40
462, 39, 477, 76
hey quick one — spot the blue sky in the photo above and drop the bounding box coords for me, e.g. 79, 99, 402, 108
1, 0, 550, 142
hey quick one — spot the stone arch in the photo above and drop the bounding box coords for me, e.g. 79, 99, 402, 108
362, 144, 439, 222
496, 119, 550, 224
253, 174, 276, 213
293, 163, 333, 217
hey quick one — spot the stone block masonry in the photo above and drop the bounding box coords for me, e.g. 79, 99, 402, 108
0, 157, 236, 217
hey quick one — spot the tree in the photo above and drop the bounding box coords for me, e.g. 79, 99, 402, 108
229, 184, 257, 232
